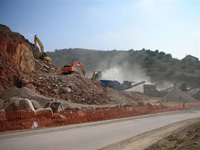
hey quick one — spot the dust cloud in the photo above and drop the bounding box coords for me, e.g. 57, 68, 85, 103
100, 62, 151, 83
156, 80, 173, 91
88, 52, 174, 92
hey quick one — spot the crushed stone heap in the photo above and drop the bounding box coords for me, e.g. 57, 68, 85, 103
164, 88, 197, 103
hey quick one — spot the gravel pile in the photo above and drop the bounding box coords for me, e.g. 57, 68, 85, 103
164, 88, 197, 103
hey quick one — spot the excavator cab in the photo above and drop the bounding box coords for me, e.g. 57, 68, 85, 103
34, 35, 52, 62
61, 61, 85, 76
41, 52, 52, 62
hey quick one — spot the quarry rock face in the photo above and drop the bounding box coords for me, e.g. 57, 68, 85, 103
0, 24, 35, 92
14, 43, 35, 72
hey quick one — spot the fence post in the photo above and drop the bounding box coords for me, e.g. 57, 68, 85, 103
10, 111, 12, 131
19, 107, 21, 130
5, 112, 7, 131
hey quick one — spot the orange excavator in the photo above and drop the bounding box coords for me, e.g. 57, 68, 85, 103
61, 61, 85, 76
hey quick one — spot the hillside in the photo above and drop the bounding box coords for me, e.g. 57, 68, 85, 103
0, 24, 148, 106
48, 48, 200, 88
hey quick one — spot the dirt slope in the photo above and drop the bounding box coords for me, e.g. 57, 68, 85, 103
0, 24, 148, 106
145, 119, 200, 150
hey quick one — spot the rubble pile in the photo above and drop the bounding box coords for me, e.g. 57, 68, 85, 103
187, 88, 200, 100
121, 91, 149, 101
106, 88, 148, 105
28, 59, 148, 105
34, 58, 60, 74
31, 72, 116, 105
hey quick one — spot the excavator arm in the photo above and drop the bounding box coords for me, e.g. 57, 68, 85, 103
34, 35, 52, 62
34, 35, 44, 54
72, 62, 85, 76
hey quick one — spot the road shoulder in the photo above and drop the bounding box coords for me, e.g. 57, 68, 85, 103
101, 118, 200, 150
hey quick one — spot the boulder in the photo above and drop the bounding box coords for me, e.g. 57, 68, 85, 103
5, 97, 36, 112
5, 97, 36, 120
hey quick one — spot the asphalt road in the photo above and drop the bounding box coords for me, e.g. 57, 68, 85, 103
1, 109, 200, 150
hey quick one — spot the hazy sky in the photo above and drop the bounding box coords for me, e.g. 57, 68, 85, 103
1, 0, 200, 59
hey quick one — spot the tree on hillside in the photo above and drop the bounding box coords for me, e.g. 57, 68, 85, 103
160, 51, 165, 55
166, 54, 172, 58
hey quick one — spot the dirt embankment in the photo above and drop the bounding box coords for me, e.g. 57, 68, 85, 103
102, 118, 200, 150
145, 118, 200, 150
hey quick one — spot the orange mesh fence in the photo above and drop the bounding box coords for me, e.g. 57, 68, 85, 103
0, 110, 22, 132
2, 102, 199, 132
167, 102, 185, 110
0, 105, 178, 132
185, 102, 200, 109
167, 102, 200, 109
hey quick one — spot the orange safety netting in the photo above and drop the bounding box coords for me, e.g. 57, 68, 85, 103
1, 102, 195, 132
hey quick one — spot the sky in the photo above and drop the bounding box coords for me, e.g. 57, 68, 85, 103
0, 0, 200, 59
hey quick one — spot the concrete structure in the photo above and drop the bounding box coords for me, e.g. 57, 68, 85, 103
143, 84, 161, 97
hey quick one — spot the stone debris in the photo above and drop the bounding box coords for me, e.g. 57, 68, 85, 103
187, 88, 200, 100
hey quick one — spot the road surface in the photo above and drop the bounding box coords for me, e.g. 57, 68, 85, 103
0, 109, 200, 150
